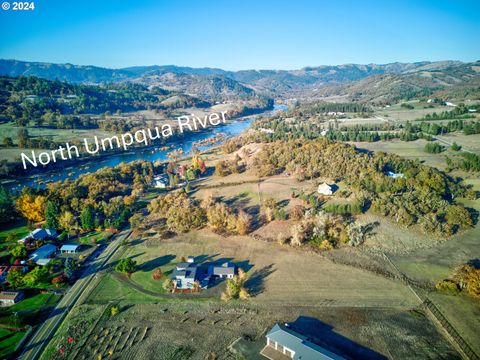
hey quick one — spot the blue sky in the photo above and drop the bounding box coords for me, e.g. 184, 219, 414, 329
0, 0, 478, 70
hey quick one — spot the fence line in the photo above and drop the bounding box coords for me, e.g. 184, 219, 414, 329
423, 298, 479, 360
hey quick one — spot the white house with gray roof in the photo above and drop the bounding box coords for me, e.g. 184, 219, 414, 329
209, 262, 236, 279
262, 323, 345, 360
172, 261, 198, 289
18, 228, 57, 244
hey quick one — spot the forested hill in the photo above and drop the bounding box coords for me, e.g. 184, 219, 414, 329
0, 75, 210, 123
1, 59, 479, 102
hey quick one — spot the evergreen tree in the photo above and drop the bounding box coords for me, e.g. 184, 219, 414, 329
64, 257, 76, 279
80, 206, 94, 230
45, 201, 60, 229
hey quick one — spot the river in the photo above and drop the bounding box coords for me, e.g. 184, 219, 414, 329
6, 104, 287, 191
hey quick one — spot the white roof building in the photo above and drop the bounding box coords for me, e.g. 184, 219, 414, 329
317, 183, 335, 195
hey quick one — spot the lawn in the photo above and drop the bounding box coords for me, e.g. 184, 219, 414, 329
78, 231, 113, 245
0, 221, 29, 257
0, 293, 60, 359
0, 328, 26, 359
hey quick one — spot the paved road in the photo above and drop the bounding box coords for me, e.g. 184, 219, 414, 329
18, 230, 131, 360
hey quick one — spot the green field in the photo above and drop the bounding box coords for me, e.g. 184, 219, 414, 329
0, 221, 29, 258
0, 293, 60, 359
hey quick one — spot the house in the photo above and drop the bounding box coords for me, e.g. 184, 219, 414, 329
152, 174, 169, 189
171, 261, 198, 289
209, 262, 236, 279
386, 171, 405, 179
0, 266, 9, 282
261, 323, 345, 360
18, 228, 57, 244
0, 291, 24, 307
29, 244, 57, 265
317, 183, 335, 196
60, 244, 80, 254
10, 259, 28, 273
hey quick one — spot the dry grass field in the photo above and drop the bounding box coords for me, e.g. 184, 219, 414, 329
58, 229, 459, 360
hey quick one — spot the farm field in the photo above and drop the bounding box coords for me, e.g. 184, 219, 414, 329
49, 228, 461, 360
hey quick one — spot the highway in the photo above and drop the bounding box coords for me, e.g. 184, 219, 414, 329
18, 229, 131, 360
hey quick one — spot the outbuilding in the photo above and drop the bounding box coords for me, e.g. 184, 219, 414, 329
60, 244, 81, 254
317, 183, 335, 196
0, 291, 24, 307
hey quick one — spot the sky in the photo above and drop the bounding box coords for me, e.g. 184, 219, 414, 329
0, 0, 479, 70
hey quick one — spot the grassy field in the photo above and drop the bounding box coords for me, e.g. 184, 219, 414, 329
0, 221, 29, 258
57, 228, 460, 359
0, 293, 60, 359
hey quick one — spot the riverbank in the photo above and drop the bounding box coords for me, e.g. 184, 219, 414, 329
1, 104, 287, 192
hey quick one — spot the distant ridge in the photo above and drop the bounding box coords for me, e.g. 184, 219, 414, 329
1, 59, 478, 102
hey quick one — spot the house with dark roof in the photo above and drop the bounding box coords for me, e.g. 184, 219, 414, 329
261, 323, 345, 360
0, 291, 24, 306
28, 244, 57, 266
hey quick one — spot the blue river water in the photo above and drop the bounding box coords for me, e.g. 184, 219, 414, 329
6, 104, 287, 191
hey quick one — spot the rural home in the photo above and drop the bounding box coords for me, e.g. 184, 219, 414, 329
261, 323, 345, 360
18, 228, 57, 244
29, 244, 57, 266
208, 262, 236, 279
60, 244, 80, 254
172, 261, 198, 289
317, 183, 335, 195
0, 291, 24, 307
152, 174, 169, 189
171, 257, 237, 289
386, 171, 405, 179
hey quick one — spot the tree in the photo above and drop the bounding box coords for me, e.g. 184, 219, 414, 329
3, 137, 14, 147
152, 267, 163, 280
59, 211, 78, 237
110, 306, 120, 316
16, 190, 46, 222
23, 267, 49, 287
6, 268, 24, 289
17, 128, 29, 148
289, 205, 305, 221
64, 258, 76, 279
52, 274, 67, 288
80, 206, 95, 231
10, 245, 27, 259
45, 201, 60, 229
235, 211, 251, 235
162, 278, 174, 292
115, 258, 137, 274
451, 142, 462, 151
221, 269, 249, 301
445, 205, 473, 229
0, 186, 14, 225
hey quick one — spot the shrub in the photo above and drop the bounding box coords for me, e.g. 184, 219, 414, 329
115, 258, 137, 274
435, 280, 460, 295
163, 278, 174, 292
289, 205, 305, 221
424, 142, 444, 154
110, 306, 120, 316
319, 240, 333, 251
152, 267, 163, 280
